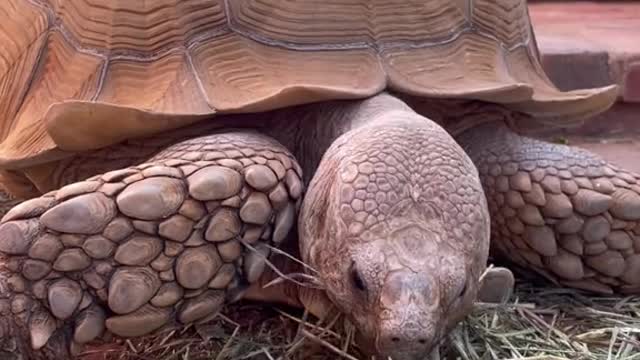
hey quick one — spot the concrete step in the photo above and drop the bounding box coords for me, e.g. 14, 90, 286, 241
529, 1, 640, 102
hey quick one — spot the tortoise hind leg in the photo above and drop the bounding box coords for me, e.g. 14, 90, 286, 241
0, 131, 303, 358
457, 122, 640, 295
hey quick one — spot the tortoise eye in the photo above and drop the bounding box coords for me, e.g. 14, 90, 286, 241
455, 279, 469, 302
458, 282, 467, 298
351, 263, 367, 292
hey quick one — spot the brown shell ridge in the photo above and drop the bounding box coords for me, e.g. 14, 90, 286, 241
8, 0, 605, 103
25, 0, 228, 61
220, 0, 613, 111
23, 0, 536, 57
0, 0, 619, 169
510, 85, 619, 121
3, 30, 48, 124
43, 101, 212, 152
222, 0, 529, 53
220, 1, 543, 105
26, 1, 496, 57
224, 5, 473, 51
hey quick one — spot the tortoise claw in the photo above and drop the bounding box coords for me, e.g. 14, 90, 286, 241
477, 266, 515, 304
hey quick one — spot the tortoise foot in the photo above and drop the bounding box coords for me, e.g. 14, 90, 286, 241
0, 132, 303, 356
458, 122, 640, 295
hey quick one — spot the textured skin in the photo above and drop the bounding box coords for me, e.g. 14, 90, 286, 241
298, 95, 490, 358
457, 122, 640, 294
0, 131, 302, 359
0, 94, 492, 360
0, 0, 616, 180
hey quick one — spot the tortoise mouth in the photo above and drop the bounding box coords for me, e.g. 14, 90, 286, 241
353, 332, 440, 360
347, 319, 443, 360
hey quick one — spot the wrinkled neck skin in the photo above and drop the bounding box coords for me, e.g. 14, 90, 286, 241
288, 94, 491, 359
262, 96, 413, 185
399, 94, 539, 138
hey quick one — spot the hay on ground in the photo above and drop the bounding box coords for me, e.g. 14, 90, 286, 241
79, 279, 640, 360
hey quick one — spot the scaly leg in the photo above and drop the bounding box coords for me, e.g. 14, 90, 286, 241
457, 122, 640, 294
0, 130, 303, 359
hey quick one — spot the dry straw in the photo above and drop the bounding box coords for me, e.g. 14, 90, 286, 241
79, 270, 640, 360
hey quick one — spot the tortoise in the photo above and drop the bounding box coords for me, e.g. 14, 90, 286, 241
0, 0, 637, 359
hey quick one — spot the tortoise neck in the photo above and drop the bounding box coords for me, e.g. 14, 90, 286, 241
400, 96, 528, 137
264, 93, 420, 185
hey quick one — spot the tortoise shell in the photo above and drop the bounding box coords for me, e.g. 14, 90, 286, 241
0, 0, 617, 168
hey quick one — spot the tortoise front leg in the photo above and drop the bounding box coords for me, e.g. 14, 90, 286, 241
457, 122, 640, 294
0, 130, 303, 358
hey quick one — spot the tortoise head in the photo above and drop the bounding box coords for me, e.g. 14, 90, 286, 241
301, 185, 494, 358
298, 118, 512, 359
332, 205, 486, 358
337, 207, 515, 359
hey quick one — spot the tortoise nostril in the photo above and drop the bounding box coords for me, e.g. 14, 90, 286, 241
418, 338, 427, 344
391, 337, 401, 343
